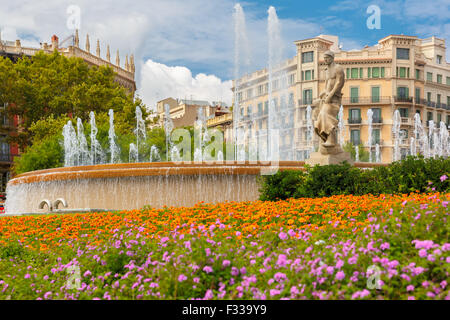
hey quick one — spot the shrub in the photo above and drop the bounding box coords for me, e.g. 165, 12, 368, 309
259, 156, 450, 201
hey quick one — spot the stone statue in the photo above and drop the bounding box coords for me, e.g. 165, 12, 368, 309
306, 50, 353, 165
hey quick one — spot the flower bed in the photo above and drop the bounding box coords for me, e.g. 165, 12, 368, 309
0, 192, 448, 300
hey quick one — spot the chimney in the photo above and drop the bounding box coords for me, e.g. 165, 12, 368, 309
51, 35, 59, 50
15, 39, 21, 48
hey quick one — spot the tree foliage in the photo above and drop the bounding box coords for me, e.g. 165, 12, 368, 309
0, 51, 149, 149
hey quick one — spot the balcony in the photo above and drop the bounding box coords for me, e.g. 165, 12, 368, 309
364, 139, 384, 147
298, 99, 313, 106
400, 117, 412, 126
0, 153, 18, 163
342, 96, 391, 104
348, 139, 361, 146
394, 96, 413, 103
372, 117, 383, 124
348, 118, 362, 124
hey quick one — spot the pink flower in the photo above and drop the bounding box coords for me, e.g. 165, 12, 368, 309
335, 271, 345, 281
160, 237, 169, 243
24, 274, 30, 279
348, 256, 358, 264
270, 289, 281, 297
440, 174, 448, 182
203, 266, 213, 274
408, 296, 415, 300
204, 289, 214, 300
222, 260, 231, 267
278, 232, 287, 240
419, 249, 427, 258
231, 267, 239, 276
406, 285, 414, 292
178, 274, 187, 282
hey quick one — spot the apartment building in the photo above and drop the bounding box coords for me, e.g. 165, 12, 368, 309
233, 34, 450, 163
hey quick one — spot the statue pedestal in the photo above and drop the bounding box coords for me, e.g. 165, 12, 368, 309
305, 149, 354, 166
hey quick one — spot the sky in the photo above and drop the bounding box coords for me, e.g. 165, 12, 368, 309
0, 0, 449, 111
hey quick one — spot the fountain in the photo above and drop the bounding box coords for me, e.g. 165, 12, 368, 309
89, 112, 105, 165
77, 118, 90, 165
367, 109, 373, 162
6, 4, 432, 216
233, 3, 250, 161
150, 145, 161, 162
62, 120, 78, 167
338, 105, 344, 147
375, 143, 381, 163
392, 110, 401, 162
355, 144, 359, 163
108, 109, 121, 164
429, 120, 435, 158
306, 105, 314, 154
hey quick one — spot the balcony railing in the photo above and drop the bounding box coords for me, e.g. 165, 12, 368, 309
342, 96, 391, 104
372, 117, 383, 124
394, 96, 413, 103
0, 153, 18, 162
348, 118, 362, 124
348, 139, 361, 146
298, 99, 313, 106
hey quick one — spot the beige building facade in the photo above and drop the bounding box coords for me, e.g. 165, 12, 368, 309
233, 34, 450, 163
154, 98, 233, 142
0, 30, 136, 94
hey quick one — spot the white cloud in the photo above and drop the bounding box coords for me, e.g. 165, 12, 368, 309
139, 59, 232, 112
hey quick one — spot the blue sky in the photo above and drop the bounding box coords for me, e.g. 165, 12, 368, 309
1, 0, 449, 108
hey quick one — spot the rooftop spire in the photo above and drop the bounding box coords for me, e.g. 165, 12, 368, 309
96, 39, 100, 57
116, 49, 120, 66
106, 45, 111, 62
74, 29, 79, 47
85, 34, 90, 52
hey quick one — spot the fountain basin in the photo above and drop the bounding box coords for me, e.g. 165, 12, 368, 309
5, 161, 385, 215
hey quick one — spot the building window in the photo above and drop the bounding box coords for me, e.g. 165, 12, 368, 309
447, 96, 450, 107
372, 108, 381, 122
302, 51, 314, 63
304, 70, 312, 81
397, 67, 408, 78
437, 74, 442, 84
350, 87, 359, 103
447, 77, 450, 85
372, 129, 381, 144
258, 103, 263, 115
397, 48, 410, 60
397, 87, 409, 99
289, 74, 295, 85
349, 108, 361, 121
350, 130, 360, 145
371, 86, 380, 102
247, 105, 252, 116
399, 108, 409, 118
437, 94, 441, 106
415, 69, 420, 80
415, 88, 421, 103
427, 92, 432, 102
351, 68, 359, 79
240, 107, 244, 117
427, 111, 433, 121
427, 72, 433, 81
437, 55, 442, 64
247, 89, 253, 99
288, 93, 294, 107
272, 80, 279, 90
258, 85, 263, 95
303, 89, 313, 105
437, 113, 441, 123
371, 67, 380, 78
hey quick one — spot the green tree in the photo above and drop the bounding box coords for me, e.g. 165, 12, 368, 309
343, 142, 370, 162
0, 51, 149, 149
